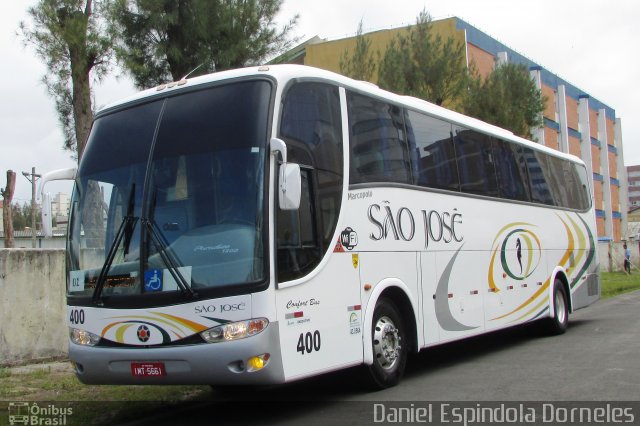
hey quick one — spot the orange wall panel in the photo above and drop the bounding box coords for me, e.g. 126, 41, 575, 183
613, 218, 621, 242
544, 127, 559, 150
467, 44, 495, 79
591, 144, 601, 174
596, 217, 605, 238
589, 108, 599, 139
609, 151, 618, 179
607, 117, 615, 146
541, 84, 556, 121
569, 135, 581, 157
566, 96, 579, 130
611, 184, 620, 212
594, 180, 603, 210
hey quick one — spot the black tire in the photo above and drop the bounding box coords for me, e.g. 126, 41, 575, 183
366, 298, 407, 389
545, 279, 569, 335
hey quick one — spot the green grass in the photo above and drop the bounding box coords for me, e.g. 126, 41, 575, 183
600, 271, 640, 299
0, 364, 210, 425
0, 367, 10, 379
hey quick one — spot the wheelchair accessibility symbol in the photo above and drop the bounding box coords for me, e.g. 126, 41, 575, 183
144, 269, 162, 292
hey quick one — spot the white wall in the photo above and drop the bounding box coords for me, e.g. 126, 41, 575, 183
0, 249, 67, 365
598, 241, 640, 273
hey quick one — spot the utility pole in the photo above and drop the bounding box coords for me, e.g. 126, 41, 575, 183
22, 167, 41, 248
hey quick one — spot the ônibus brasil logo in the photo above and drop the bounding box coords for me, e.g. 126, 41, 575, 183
8, 402, 73, 425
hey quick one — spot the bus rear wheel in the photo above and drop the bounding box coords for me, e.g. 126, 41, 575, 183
366, 298, 407, 389
545, 279, 569, 335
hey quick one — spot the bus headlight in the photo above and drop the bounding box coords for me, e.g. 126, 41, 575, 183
70, 328, 101, 346
200, 318, 269, 343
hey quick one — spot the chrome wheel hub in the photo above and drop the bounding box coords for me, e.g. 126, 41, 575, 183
555, 291, 566, 325
373, 315, 402, 371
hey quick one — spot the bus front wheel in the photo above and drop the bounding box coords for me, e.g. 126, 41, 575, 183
367, 298, 407, 389
545, 279, 569, 335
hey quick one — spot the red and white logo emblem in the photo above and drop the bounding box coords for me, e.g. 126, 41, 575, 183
137, 325, 150, 342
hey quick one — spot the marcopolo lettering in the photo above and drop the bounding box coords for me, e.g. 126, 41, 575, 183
367, 203, 462, 249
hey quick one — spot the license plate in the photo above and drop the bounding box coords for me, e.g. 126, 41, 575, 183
131, 362, 166, 377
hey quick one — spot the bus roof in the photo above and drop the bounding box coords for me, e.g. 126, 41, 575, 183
100, 64, 585, 167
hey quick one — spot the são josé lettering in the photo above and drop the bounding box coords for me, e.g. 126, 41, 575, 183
367, 203, 463, 249
194, 302, 245, 314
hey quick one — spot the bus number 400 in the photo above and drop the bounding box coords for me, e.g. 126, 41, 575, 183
297, 331, 321, 355
69, 309, 85, 325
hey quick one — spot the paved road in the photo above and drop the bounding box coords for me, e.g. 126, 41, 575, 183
124, 291, 640, 425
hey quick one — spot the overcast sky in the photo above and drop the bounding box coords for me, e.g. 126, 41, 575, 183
2, 0, 638, 203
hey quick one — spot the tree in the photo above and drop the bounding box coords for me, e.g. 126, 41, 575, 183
20, 0, 113, 159
339, 19, 376, 82
1, 171, 16, 248
464, 62, 546, 138
108, 0, 298, 89
377, 9, 468, 107
11, 203, 28, 232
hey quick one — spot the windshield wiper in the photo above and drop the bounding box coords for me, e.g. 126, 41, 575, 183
144, 186, 197, 298
92, 215, 138, 305
143, 218, 197, 298
92, 184, 137, 306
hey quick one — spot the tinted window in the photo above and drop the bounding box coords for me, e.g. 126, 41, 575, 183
524, 148, 555, 205
348, 92, 412, 184
546, 155, 591, 210
405, 110, 459, 191
278, 83, 343, 282
454, 128, 498, 196
69, 80, 272, 300
493, 139, 530, 202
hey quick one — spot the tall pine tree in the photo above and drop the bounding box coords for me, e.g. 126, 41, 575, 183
108, 0, 298, 89
377, 9, 468, 107
464, 62, 545, 138
339, 19, 376, 82
20, 0, 113, 159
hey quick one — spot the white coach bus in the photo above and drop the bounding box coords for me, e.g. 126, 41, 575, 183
42, 64, 599, 389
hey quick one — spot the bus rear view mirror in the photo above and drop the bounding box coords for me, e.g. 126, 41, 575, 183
42, 192, 52, 238
39, 167, 77, 238
279, 163, 301, 210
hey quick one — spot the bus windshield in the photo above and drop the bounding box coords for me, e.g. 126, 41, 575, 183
67, 80, 272, 303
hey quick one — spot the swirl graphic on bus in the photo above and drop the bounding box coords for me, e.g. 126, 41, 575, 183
488, 223, 542, 292
500, 228, 542, 280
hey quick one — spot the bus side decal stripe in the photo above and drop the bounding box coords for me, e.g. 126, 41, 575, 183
569, 214, 596, 289
156, 312, 210, 332
491, 215, 575, 322
115, 323, 135, 343
511, 297, 549, 323
435, 245, 478, 331
491, 277, 550, 321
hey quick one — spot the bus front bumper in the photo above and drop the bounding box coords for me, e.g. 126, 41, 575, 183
69, 321, 284, 385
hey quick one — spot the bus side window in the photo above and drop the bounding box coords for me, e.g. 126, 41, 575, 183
405, 110, 459, 191
493, 139, 530, 202
525, 149, 556, 206
454, 128, 498, 197
277, 82, 343, 282
348, 93, 412, 185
